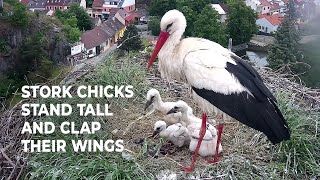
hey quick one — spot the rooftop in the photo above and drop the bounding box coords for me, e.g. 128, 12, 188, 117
258, 13, 284, 25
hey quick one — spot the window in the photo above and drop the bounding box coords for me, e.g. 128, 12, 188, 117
259, 25, 262, 29
50, 6, 52, 9
55, 6, 57, 9
263, 7, 265, 10
59, 6, 62, 9
262, 26, 265, 30
114, 2, 117, 5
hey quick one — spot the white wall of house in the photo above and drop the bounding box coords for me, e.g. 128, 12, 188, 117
121, 0, 135, 7
245, 0, 260, 11
220, 14, 227, 23
80, 0, 86, 9
256, 18, 278, 33
71, 42, 85, 56
261, 5, 271, 14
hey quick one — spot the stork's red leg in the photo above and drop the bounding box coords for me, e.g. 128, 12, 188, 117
181, 113, 207, 172
207, 124, 224, 163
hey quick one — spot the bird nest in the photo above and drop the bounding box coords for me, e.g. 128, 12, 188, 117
1, 53, 319, 179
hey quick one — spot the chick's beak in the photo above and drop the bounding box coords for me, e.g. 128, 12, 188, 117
151, 130, 160, 138
144, 100, 153, 111
167, 108, 178, 115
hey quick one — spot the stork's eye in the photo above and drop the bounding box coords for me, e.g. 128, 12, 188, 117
156, 127, 160, 130
166, 23, 173, 32
173, 106, 178, 109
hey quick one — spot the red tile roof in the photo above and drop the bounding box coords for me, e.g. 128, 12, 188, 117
20, 0, 31, 5
259, 0, 271, 6
93, 0, 104, 7
271, 3, 280, 10
258, 14, 284, 26
81, 27, 110, 49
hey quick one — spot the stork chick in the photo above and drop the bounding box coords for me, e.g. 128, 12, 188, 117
144, 89, 193, 125
153, 120, 190, 148
188, 123, 222, 157
166, 100, 216, 126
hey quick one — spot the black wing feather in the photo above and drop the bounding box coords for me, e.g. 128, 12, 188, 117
192, 55, 290, 144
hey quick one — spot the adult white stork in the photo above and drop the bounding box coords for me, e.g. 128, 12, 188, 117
147, 9, 290, 171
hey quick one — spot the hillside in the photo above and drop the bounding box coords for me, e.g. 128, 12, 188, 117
0, 49, 319, 179
0, 1, 70, 106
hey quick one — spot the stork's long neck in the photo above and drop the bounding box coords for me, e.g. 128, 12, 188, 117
154, 95, 163, 109
158, 30, 185, 81
159, 30, 183, 55
181, 110, 191, 125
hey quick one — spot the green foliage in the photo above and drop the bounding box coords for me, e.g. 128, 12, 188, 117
63, 24, 81, 43
148, 16, 161, 36
56, 12, 81, 43
12, 32, 54, 85
298, 38, 320, 88
176, 0, 211, 14
118, 25, 143, 53
0, 38, 8, 53
0, 74, 15, 99
267, 17, 300, 70
287, 0, 298, 22
193, 5, 228, 47
176, 0, 211, 36
177, 5, 197, 36
55, 4, 93, 31
10, 2, 30, 28
226, 1, 258, 45
86, 0, 93, 8
148, 0, 176, 17
273, 93, 320, 178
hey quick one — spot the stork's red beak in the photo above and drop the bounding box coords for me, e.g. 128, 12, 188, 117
147, 31, 170, 68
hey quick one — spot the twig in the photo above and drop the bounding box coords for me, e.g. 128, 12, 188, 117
122, 109, 155, 136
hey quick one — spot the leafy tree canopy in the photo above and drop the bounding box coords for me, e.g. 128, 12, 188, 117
10, 2, 30, 28
149, 0, 176, 17
226, 1, 258, 45
193, 5, 228, 46
55, 4, 93, 31
148, 16, 161, 36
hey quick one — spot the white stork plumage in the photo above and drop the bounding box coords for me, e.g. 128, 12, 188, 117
147, 9, 290, 171
144, 89, 193, 125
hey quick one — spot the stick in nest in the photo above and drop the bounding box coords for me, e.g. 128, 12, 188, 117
122, 109, 155, 136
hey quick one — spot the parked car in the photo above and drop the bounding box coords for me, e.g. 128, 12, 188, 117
139, 16, 149, 24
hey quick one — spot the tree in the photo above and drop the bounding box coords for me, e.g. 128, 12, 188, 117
118, 25, 143, 53
68, 4, 93, 31
176, 0, 211, 36
149, 0, 176, 17
63, 24, 81, 43
55, 5, 93, 31
10, 2, 29, 28
177, 5, 197, 36
148, 16, 161, 36
56, 13, 81, 43
176, 0, 211, 14
267, 1, 301, 71
226, 1, 258, 45
193, 5, 227, 46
